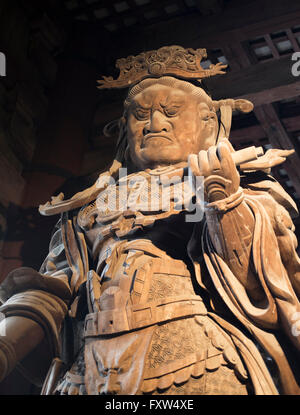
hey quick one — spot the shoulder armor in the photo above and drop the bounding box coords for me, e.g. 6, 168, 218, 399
38, 160, 121, 216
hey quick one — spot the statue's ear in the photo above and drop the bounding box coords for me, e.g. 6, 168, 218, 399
103, 119, 120, 138
196, 103, 219, 148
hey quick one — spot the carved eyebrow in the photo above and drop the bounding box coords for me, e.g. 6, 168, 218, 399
160, 99, 184, 108
132, 101, 151, 110
132, 96, 185, 109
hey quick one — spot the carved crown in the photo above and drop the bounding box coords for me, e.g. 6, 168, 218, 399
97, 45, 227, 89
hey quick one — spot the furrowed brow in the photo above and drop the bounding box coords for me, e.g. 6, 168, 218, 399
160, 97, 185, 107
133, 101, 151, 110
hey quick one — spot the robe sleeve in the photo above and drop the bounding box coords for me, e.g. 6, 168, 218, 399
192, 179, 300, 394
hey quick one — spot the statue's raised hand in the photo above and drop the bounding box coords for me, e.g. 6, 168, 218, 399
188, 139, 240, 203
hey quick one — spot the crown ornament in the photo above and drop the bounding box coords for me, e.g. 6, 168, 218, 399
97, 45, 227, 89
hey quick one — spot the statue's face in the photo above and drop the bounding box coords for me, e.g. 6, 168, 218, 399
126, 83, 218, 170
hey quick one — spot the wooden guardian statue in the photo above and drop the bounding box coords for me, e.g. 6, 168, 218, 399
0, 45, 299, 395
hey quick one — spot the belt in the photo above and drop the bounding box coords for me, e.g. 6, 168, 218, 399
84, 295, 207, 336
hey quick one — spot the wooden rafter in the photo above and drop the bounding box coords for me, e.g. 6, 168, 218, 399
254, 103, 300, 195
230, 115, 300, 144
286, 28, 300, 52
235, 81, 300, 107
107, 0, 300, 51
206, 55, 298, 100
264, 34, 280, 59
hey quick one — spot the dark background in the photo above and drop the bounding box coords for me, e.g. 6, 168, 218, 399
0, 0, 300, 394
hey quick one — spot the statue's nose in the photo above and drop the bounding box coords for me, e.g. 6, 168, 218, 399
143, 110, 169, 135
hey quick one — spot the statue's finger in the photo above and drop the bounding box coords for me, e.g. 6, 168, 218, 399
198, 150, 210, 176
188, 154, 202, 177
207, 146, 221, 172
218, 137, 235, 153
217, 141, 236, 177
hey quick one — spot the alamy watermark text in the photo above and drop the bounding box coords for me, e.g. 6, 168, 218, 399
0, 52, 6, 76
291, 52, 300, 77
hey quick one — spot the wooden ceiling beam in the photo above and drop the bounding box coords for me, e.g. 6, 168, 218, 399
110, 0, 300, 57
221, 40, 252, 71
101, 0, 185, 28
205, 55, 299, 100
233, 81, 300, 107
195, 0, 224, 15
69, 0, 181, 21
254, 104, 294, 151
230, 125, 266, 143
264, 34, 280, 59
230, 115, 300, 144
286, 28, 300, 53
254, 103, 300, 195
283, 116, 300, 133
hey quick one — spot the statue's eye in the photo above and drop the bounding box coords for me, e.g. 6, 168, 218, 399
135, 109, 149, 120
164, 106, 179, 117
201, 110, 215, 121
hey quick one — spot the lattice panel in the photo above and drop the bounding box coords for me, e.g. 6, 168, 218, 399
231, 104, 300, 207
62, 0, 198, 30
247, 26, 300, 63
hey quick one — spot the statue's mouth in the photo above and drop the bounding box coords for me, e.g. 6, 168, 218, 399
143, 134, 172, 145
